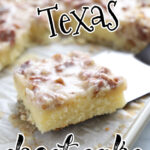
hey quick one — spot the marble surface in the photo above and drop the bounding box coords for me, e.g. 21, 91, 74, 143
133, 120, 150, 150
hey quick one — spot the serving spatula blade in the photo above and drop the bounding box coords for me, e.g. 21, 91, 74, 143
94, 49, 150, 103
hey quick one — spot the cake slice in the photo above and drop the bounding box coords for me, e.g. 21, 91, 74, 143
26, 0, 56, 44
14, 51, 126, 133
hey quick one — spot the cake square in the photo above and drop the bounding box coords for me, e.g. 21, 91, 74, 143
14, 51, 126, 133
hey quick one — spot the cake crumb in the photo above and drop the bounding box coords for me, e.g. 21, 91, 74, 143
9, 114, 36, 136
9, 101, 36, 136
105, 127, 110, 131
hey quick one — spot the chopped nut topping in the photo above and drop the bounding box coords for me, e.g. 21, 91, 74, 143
41, 104, 49, 110
29, 76, 48, 82
0, 29, 15, 44
0, 20, 5, 24
64, 60, 74, 67
53, 54, 62, 62
101, 67, 111, 74
55, 78, 65, 85
20, 61, 31, 72
13, 24, 21, 29
79, 71, 91, 80
0, 8, 9, 15
122, 7, 128, 11
94, 80, 105, 95
98, 74, 118, 89
83, 59, 94, 66
16, 52, 124, 109
55, 64, 64, 72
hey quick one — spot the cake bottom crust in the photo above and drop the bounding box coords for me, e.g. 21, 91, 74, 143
16, 84, 126, 133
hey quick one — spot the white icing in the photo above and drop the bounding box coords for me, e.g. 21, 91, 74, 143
15, 52, 123, 108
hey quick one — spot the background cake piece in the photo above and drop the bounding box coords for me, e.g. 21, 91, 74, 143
26, 0, 57, 44
0, 0, 58, 71
14, 51, 126, 133
59, 0, 150, 53
0, 0, 32, 71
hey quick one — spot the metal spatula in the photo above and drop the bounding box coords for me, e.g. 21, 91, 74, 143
94, 45, 150, 104
135, 44, 150, 65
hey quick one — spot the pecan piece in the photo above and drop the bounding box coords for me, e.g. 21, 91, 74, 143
93, 80, 104, 95
64, 60, 74, 67
29, 76, 48, 82
0, 29, 15, 44
0, 8, 9, 15
0, 19, 5, 24
55, 78, 65, 85
83, 59, 94, 66
55, 64, 64, 72
53, 54, 62, 62
100, 74, 117, 88
79, 71, 91, 80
